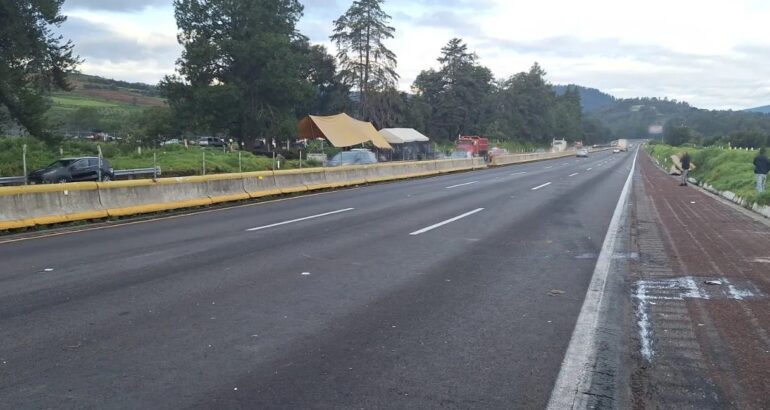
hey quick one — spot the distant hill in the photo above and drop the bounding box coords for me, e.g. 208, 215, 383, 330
745, 105, 770, 114
590, 97, 770, 140
62, 73, 165, 107
44, 73, 166, 134
553, 84, 616, 112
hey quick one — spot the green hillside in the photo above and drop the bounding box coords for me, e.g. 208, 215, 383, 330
45, 73, 165, 134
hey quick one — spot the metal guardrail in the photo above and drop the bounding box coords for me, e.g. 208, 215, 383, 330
0, 176, 26, 186
0, 167, 161, 186
113, 167, 162, 178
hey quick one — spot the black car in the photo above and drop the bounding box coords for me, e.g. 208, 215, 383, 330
28, 157, 115, 184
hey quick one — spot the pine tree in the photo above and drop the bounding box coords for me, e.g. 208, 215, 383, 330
331, 0, 398, 119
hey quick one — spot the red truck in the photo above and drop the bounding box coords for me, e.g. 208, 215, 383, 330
456, 136, 489, 158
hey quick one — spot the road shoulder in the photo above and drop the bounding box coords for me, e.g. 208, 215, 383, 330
627, 151, 770, 408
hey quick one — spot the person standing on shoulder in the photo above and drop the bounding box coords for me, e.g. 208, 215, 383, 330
753, 148, 770, 193
680, 152, 692, 186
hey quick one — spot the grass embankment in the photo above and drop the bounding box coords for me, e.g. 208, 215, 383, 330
0, 138, 312, 178
646, 144, 770, 206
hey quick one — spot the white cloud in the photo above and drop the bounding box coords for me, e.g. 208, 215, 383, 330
56, 0, 770, 110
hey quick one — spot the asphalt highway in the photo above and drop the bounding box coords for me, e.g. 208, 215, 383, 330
0, 150, 636, 409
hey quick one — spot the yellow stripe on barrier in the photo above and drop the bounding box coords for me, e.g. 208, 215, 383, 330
0, 182, 99, 195
105, 198, 213, 217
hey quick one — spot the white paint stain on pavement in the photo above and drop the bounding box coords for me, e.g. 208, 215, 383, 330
633, 276, 764, 362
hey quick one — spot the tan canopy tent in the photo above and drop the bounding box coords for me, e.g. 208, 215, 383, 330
298, 113, 392, 149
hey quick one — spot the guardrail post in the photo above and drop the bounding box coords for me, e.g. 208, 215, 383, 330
153, 152, 158, 180
202, 151, 206, 176
22, 144, 28, 185
238, 151, 242, 173
299, 150, 303, 169
97, 145, 103, 182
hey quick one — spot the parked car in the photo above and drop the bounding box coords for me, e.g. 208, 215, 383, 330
161, 138, 181, 146
327, 149, 377, 166
198, 137, 227, 148
576, 149, 589, 157
28, 157, 114, 184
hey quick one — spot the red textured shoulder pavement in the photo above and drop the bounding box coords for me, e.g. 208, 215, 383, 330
629, 151, 770, 408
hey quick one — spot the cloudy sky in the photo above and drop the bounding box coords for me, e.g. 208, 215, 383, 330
59, 0, 770, 110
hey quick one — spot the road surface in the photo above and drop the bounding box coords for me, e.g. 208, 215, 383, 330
0, 150, 635, 409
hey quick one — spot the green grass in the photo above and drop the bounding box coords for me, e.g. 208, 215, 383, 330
49, 94, 122, 109
646, 144, 770, 206
0, 138, 311, 178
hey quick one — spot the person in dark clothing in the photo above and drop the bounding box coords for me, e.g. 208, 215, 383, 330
680, 152, 691, 186
754, 148, 770, 193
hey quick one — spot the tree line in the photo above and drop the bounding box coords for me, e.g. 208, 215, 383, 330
2, 0, 609, 147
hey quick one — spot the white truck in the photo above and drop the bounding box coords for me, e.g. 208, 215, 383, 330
617, 139, 629, 152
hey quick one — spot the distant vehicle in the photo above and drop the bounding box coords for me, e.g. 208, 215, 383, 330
198, 137, 227, 148
488, 147, 509, 159
613, 148, 621, 153
449, 150, 472, 159
161, 138, 181, 146
28, 157, 114, 184
617, 139, 629, 152
576, 149, 589, 157
327, 149, 377, 166
552, 138, 568, 152
456, 136, 489, 158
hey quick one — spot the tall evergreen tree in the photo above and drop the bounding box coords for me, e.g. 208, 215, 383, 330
0, 0, 79, 142
413, 38, 493, 139
331, 0, 398, 119
161, 0, 313, 148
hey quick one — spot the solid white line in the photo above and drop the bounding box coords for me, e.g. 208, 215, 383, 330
547, 147, 639, 409
409, 208, 484, 236
568, 172, 579, 177
445, 181, 479, 189
531, 182, 552, 190
246, 208, 354, 231
510, 172, 527, 176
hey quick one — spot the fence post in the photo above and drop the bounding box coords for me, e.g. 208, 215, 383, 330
153, 152, 158, 180
299, 150, 303, 169
97, 145, 103, 182
22, 144, 28, 185
238, 151, 242, 173
202, 151, 206, 176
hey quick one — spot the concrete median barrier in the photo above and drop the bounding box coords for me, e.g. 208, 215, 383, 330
323, 166, 360, 188
363, 162, 404, 183
295, 167, 331, 191
0, 183, 107, 230
97, 177, 213, 217
242, 171, 281, 199
273, 170, 309, 194
490, 151, 575, 166
204, 173, 250, 203
1, 159, 489, 231
435, 158, 481, 173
